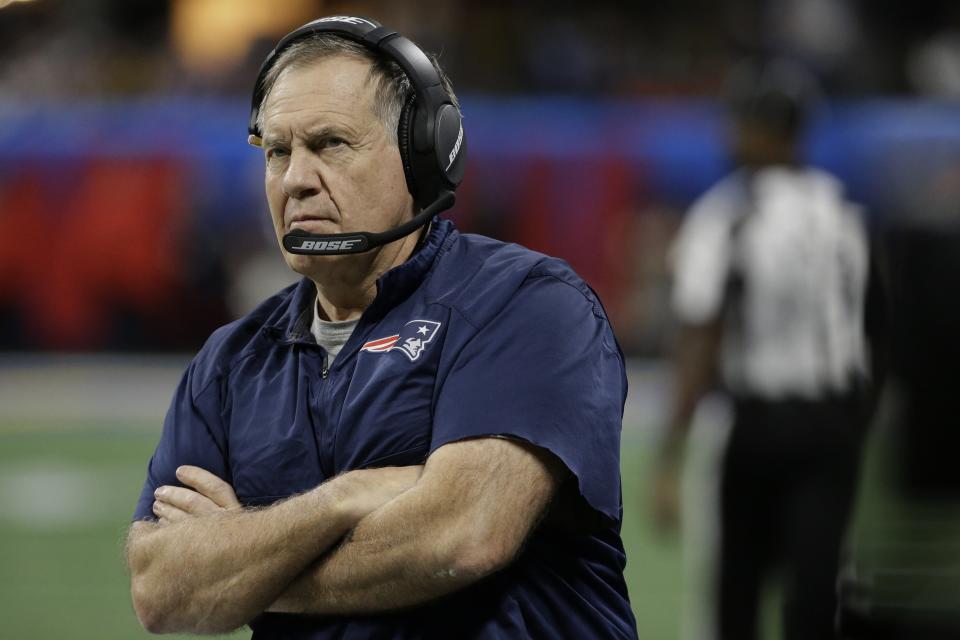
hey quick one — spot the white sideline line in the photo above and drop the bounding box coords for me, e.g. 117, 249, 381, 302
0, 354, 682, 439
0, 354, 188, 430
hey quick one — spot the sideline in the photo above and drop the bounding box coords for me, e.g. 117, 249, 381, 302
0, 354, 674, 438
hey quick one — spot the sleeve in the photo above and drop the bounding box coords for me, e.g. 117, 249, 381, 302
431, 274, 626, 522
132, 362, 229, 521
669, 200, 735, 326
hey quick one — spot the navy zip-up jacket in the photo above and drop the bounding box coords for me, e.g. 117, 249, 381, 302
134, 218, 638, 639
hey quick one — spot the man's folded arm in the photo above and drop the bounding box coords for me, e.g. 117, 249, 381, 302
269, 436, 567, 615
125, 466, 419, 635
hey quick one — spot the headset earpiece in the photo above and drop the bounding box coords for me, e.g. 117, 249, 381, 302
403, 97, 465, 208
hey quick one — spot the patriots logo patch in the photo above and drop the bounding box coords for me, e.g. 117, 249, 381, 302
361, 320, 441, 362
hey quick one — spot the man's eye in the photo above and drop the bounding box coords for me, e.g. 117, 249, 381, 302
266, 147, 289, 160
325, 137, 346, 149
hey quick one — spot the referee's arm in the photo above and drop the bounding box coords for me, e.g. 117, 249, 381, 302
651, 316, 724, 531
662, 318, 725, 456
653, 193, 733, 531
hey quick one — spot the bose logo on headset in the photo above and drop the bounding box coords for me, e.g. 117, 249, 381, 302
447, 123, 464, 172
309, 16, 377, 27
293, 239, 363, 251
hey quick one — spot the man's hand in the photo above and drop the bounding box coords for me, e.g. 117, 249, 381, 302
128, 463, 423, 634
152, 465, 424, 525
650, 455, 682, 533
152, 465, 240, 525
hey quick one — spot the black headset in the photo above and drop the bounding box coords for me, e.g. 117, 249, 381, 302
248, 16, 466, 256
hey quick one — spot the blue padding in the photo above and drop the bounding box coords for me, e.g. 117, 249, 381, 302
2, 96, 959, 216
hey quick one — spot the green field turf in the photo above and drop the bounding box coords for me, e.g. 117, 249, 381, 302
0, 429, 213, 640
0, 428, 684, 639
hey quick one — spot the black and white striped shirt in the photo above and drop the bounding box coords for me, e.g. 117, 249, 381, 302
671, 166, 869, 399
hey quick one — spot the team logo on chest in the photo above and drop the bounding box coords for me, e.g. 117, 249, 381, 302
361, 320, 441, 362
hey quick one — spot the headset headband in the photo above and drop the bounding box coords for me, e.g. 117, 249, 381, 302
248, 16, 447, 139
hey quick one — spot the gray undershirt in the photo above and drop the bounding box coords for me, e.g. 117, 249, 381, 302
310, 301, 359, 365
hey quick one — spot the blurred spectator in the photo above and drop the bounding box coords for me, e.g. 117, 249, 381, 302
4, 0, 960, 101
764, 0, 862, 91
907, 6, 960, 99
651, 59, 881, 639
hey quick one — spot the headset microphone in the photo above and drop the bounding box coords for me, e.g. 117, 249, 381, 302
282, 191, 454, 255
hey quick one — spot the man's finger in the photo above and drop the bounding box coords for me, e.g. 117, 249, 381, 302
175, 465, 241, 509
155, 485, 220, 515
153, 499, 191, 524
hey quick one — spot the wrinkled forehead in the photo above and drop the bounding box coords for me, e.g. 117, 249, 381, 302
260, 54, 380, 130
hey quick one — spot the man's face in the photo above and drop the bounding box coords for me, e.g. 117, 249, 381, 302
731, 116, 798, 168
259, 54, 413, 277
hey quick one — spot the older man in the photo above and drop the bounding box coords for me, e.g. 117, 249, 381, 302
126, 17, 636, 639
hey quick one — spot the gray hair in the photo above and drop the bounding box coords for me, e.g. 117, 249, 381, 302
256, 33, 458, 144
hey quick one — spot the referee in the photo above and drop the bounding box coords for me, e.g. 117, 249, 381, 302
652, 59, 877, 640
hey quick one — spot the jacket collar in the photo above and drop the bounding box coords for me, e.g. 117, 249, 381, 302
263, 217, 457, 344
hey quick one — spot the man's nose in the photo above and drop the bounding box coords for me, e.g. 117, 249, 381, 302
282, 149, 323, 200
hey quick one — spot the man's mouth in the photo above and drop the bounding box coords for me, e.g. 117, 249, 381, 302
288, 214, 336, 233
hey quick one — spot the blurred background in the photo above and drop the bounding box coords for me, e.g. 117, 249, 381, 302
1, 0, 959, 638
